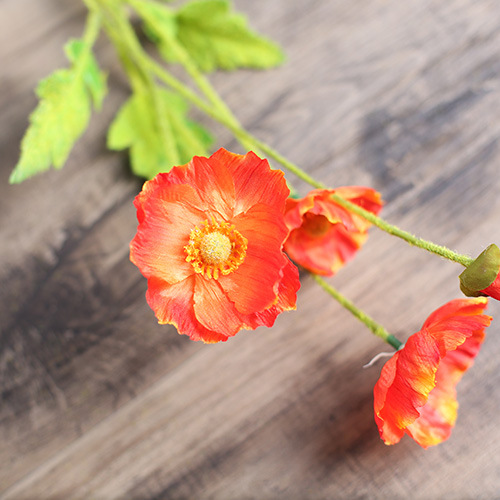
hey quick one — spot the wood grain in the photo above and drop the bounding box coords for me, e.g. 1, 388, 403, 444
2, 0, 500, 498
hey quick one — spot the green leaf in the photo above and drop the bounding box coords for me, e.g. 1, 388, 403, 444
136, 0, 285, 72
66, 40, 107, 110
107, 88, 213, 179
9, 39, 107, 184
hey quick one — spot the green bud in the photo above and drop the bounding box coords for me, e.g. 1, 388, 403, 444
459, 244, 500, 296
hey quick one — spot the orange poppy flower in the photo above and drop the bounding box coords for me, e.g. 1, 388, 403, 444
130, 148, 300, 343
374, 298, 491, 448
283, 187, 383, 276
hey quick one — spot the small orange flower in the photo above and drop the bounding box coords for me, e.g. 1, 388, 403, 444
283, 187, 383, 276
130, 148, 300, 343
374, 298, 491, 448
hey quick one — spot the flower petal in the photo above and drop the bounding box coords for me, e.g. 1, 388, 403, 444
483, 273, 500, 300
285, 222, 367, 275
230, 151, 290, 216
167, 149, 237, 220
193, 275, 247, 337
246, 256, 300, 327
146, 276, 228, 343
284, 187, 382, 276
374, 298, 491, 448
131, 184, 206, 285
219, 203, 289, 314
332, 186, 383, 231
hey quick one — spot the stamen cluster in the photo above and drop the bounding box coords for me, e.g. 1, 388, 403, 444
185, 218, 247, 279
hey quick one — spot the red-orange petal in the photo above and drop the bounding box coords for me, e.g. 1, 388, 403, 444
284, 187, 382, 276
219, 203, 290, 314
374, 298, 491, 448
167, 148, 237, 221
247, 256, 300, 327
193, 275, 248, 337
285, 221, 368, 275
230, 151, 290, 216
146, 276, 229, 343
130, 183, 206, 285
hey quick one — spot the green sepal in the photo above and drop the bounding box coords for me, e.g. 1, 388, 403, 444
107, 88, 213, 179
459, 244, 500, 296
9, 39, 107, 184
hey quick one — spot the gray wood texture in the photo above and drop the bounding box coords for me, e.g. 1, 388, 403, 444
2, 0, 500, 498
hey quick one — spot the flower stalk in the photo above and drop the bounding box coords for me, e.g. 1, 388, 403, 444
312, 274, 403, 350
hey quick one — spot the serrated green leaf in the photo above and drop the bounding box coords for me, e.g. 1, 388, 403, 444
107, 88, 213, 179
136, 0, 285, 73
10, 39, 107, 184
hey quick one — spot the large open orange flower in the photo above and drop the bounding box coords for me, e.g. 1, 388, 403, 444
283, 187, 383, 276
374, 298, 491, 448
130, 148, 300, 343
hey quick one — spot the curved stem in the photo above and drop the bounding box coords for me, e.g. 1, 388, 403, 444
328, 194, 474, 267
312, 274, 403, 350
92, 0, 473, 268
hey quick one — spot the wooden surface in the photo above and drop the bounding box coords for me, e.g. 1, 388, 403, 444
2, 1, 500, 498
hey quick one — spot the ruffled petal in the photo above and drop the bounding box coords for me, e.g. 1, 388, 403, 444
130, 184, 206, 285
374, 298, 491, 448
245, 256, 300, 327
166, 149, 236, 220
219, 203, 290, 314
373, 354, 405, 445
230, 151, 290, 216
332, 186, 383, 231
146, 276, 228, 343
285, 222, 367, 275
284, 187, 382, 276
193, 275, 250, 337
406, 308, 488, 448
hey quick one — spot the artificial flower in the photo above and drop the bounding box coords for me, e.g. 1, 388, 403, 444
459, 244, 500, 300
374, 298, 491, 448
283, 187, 383, 275
130, 148, 300, 343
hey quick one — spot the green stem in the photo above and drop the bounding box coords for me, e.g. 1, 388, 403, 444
81, 8, 102, 48
312, 274, 402, 350
329, 193, 474, 267
90, 0, 473, 268
90, 0, 181, 165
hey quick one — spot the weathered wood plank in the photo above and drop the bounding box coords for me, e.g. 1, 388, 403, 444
2, 0, 500, 498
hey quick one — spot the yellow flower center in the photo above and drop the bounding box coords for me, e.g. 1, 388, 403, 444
185, 219, 247, 279
199, 232, 232, 265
